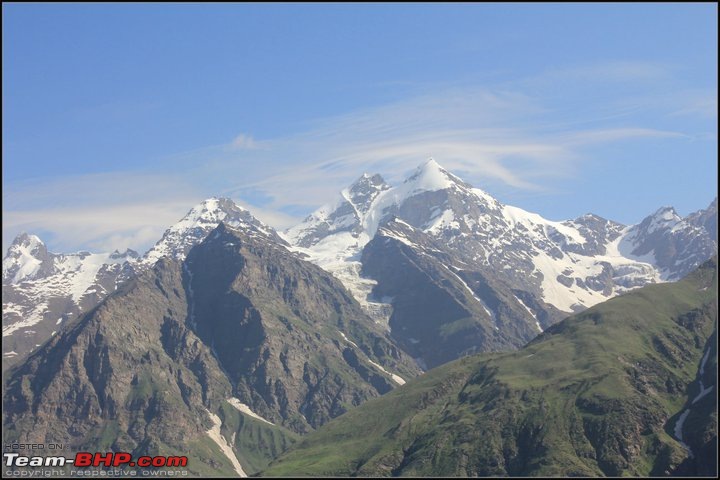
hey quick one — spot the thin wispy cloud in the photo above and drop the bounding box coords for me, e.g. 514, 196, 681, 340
668, 91, 718, 119
230, 133, 259, 150
526, 60, 673, 86
2, 168, 300, 253
3, 60, 714, 254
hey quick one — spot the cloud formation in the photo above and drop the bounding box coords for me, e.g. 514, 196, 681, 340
230, 133, 258, 150
3, 61, 714, 255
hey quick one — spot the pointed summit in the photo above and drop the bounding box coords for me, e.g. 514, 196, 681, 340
652, 205, 680, 218
349, 173, 388, 194
9, 232, 44, 248
403, 158, 468, 194
638, 206, 682, 235
141, 197, 281, 266
2, 233, 53, 284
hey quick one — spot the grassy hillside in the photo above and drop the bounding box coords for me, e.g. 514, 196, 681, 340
262, 258, 717, 477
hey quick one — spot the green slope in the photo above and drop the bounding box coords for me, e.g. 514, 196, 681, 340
262, 258, 718, 477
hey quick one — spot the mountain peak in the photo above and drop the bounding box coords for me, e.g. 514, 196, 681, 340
349, 173, 388, 191
4, 233, 48, 264
174, 197, 251, 230
3, 233, 52, 284
652, 205, 679, 218
415, 157, 444, 175
402, 159, 476, 197
141, 197, 279, 266
347, 173, 390, 214
9, 232, 44, 249
403, 158, 463, 193
189, 197, 248, 218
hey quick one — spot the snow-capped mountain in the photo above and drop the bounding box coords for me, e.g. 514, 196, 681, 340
287, 173, 390, 248
2, 197, 280, 369
139, 197, 285, 268
687, 197, 717, 242
2, 234, 138, 368
2, 233, 57, 284
620, 205, 718, 280
285, 159, 717, 344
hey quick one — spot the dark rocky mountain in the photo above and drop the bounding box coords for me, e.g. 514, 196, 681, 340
262, 257, 718, 477
182, 222, 420, 433
3, 220, 420, 475
361, 217, 563, 369
2, 197, 276, 370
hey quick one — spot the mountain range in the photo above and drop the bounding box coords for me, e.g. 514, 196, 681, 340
2, 159, 717, 477
3, 220, 419, 475
4, 160, 716, 371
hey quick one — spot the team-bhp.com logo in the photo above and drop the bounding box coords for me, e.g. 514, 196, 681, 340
5, 452, 188, 468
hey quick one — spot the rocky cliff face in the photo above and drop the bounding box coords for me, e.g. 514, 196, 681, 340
687, 197, 718, 243
183, 223, 420, 433
287, 173, 390, 248
3, 256, 239, 475
361, 217, 564, 369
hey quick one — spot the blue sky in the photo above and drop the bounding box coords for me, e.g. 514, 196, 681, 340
3, 3, 717, 253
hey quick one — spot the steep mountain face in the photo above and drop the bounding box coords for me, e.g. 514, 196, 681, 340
687, 197, 718, 242
183, 223, 420, 434
2, 234, 137, 370
3, 221, 420, 475
284, 160, 717, 367
620, 201, 718, 281
2, 197, 271, 370
2, 253, 294, 477
262, 258, 718, 477
361, 217, 561, 369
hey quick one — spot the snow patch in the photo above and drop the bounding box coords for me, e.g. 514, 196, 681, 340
338, 330, 405, 385
227, 398, 275, 425
514, 295, 542, 332
426, 209, 459, 234
339, 331, 359, 349
365, 359, 406, 385
205, 410, 247, 477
